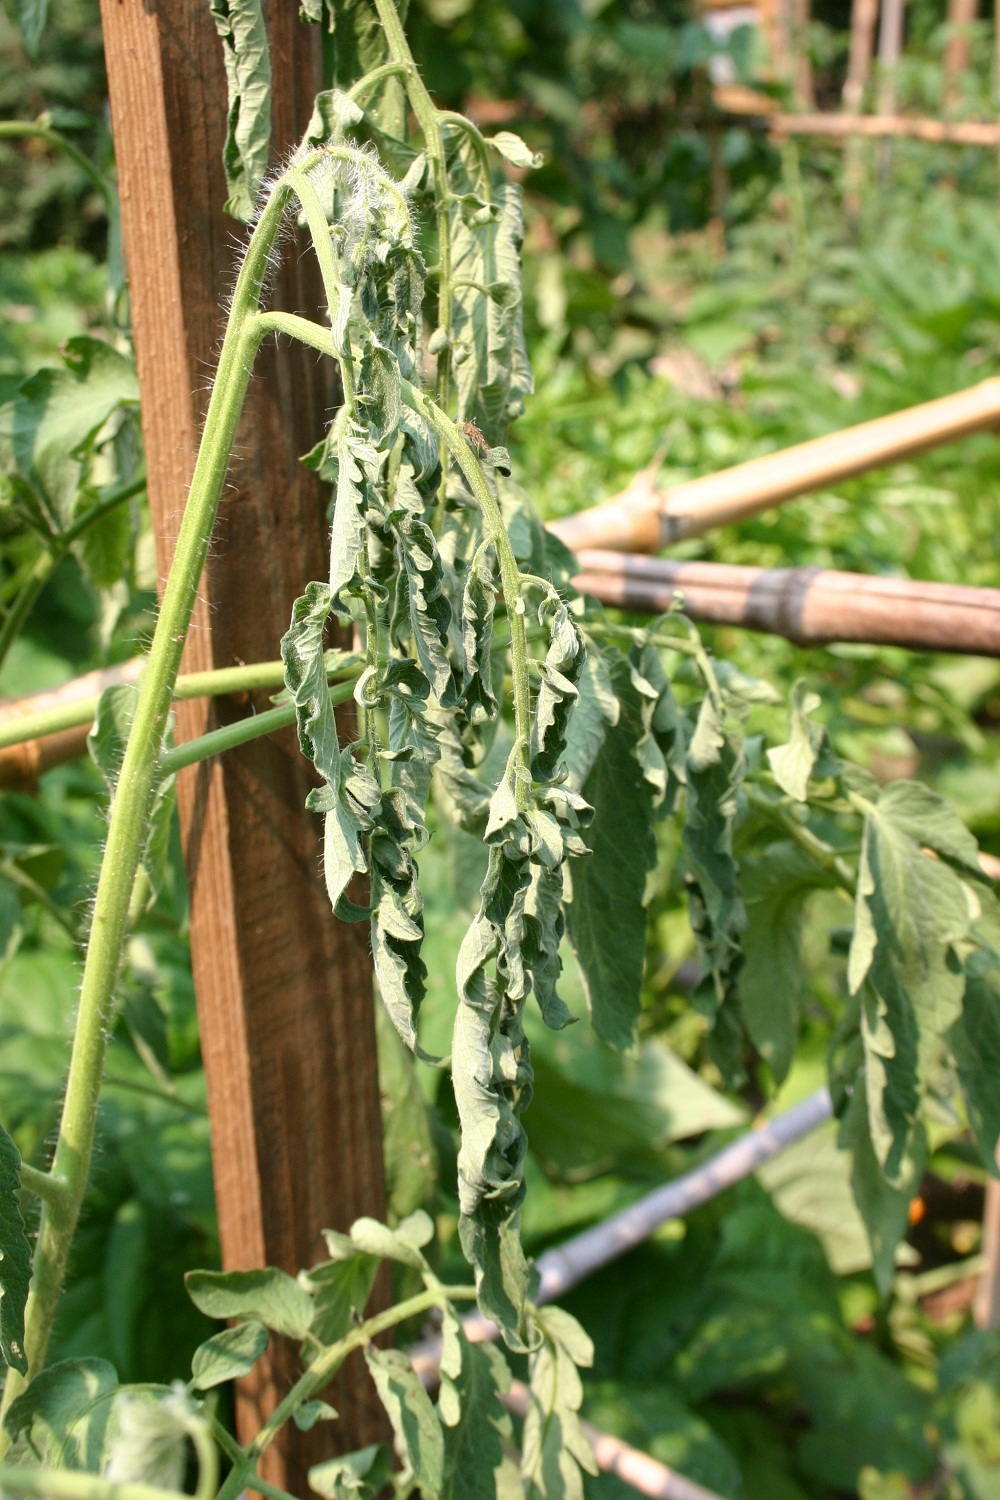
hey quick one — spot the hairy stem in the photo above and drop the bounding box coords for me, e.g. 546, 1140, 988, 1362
0, 649, 358, 753
160, 679, 357, 778
371, 0, 453, 409
215, 1286, 474, 1500
0, 174, 293, 1438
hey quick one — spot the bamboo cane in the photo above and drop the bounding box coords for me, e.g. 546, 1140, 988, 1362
572, 550, 1000, 658
503, 1380, 727, 1500
547, 377, 1000, 554
772, 111, 1000, 143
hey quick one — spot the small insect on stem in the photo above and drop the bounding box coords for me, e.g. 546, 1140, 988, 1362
462, 420, 489, 453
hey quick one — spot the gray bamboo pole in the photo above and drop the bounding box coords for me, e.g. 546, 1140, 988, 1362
572, 550, 1000, 658
547, 378, 1000, 554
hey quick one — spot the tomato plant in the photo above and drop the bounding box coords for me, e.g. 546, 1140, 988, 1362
1, 1, 1000, 1497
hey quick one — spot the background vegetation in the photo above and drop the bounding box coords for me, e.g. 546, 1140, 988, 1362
3, 0, 1000, 1494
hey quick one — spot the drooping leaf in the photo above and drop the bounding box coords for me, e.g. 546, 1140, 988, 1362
450, 175, 533, 446
438, 1310, 514, 1500
0, 1120, 31, 1375
365, 1345, 444, 1498
521, 1305, 597, 1500
566, 665, 659, 1052
376, 1001, 439, 1222
74, 482, 134, 591
349, 1209, 434, 1269
848, 782, 973, 1180
950, 948, 1000, 1173
767, 680, 827, 802
208, 0, 272, 222
839, 1088, 925, 1296
190, 1318, 269, 1391
184, 1267, 314, 1340
309, 1443, 394, 1500
739, 842, 834, 1084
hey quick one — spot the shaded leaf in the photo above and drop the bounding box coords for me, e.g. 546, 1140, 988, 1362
184, 1267, 314, 1340
365, 1346, 444, 1497
190, 1318, 268, 1391
0, 1119, 30, 1375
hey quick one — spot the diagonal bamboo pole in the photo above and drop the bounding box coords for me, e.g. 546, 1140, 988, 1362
547, 378, 1000, 554
572, 550, 1000, 658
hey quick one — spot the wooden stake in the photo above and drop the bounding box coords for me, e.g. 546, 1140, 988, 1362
548, 378, 1000, 553
572, 550, 1000, 657
843, 0, 881, 111
99, 2, 388, 1486
877, 0, 906, 116
717, 89, 1000, 142
975, 1165, 1000, 1330
944, 0, 979, 109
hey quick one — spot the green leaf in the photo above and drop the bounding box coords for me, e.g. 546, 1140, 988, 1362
306, 1246, 379, 1346
839, 1088, 925, 1296
739, 842, 833, 1084
309, 1443, 394, 1500
521, 1305, 597, 1500
14, 0, 50, 57
377, 1001, 439, 1222
190, 1317, 269, 1390
767, 681, 826, 802
848, 782, 973, 1179
450, 177, 532, 446
3, 1357, 118, 1464
184, 1267, 314, 1339
439, 1310, 514, 1500
365, 1345, 445, 1497
349, 1209, 434, 1269
1, 337, 138, 523
87, 684, 176, 899
950, 948, 1000, 1172
567, 692, 658, 1051
294, 1399, 338, 1431
488, 131, 544, 170
74, 485, 133, 591
0, 1120, 31, 1375
208, 0, 272, 222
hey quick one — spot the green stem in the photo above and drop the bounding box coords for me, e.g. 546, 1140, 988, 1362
371, 0, 453, 409
16, 1162, 71, 1208
0, 650, 359, 753
101, 1072, 204, 1116
0, 172, 294, 1441
160, 679, 357, 778
216, 1286, 452, 1500
348, 61, 407, 103
403, 381, 531, 800
747, 786, 856, 894
0, 120, 114, 210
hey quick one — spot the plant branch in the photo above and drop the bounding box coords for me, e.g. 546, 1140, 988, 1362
0, 170, 296, 1440
370, 0, 454, 409
160, 679, 357, 778
16, 1162, 71, 1208
746, 785, 856, 893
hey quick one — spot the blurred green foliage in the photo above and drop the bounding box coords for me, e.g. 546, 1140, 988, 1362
4, 0, 1000, 1494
